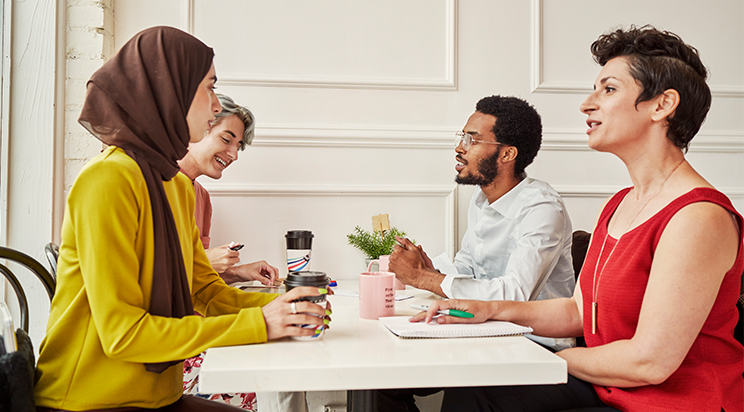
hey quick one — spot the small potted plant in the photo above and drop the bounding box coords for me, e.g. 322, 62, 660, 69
347, 225, 412, 266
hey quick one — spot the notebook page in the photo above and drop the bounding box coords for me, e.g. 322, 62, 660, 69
379, 316, 533, 339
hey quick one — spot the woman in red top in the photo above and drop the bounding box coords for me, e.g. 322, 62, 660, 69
411, 26, 743, 412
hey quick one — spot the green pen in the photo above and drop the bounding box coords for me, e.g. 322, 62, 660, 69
410, 304, 475, 319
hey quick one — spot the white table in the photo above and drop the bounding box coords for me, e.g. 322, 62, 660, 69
199, 281, 567, 393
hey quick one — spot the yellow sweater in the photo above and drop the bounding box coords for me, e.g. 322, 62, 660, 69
34, 147, 278, 410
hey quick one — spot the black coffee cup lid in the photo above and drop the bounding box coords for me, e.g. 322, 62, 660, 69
284, 271, 329, 290
286, 230, 314, 239
286, 271, 327, 282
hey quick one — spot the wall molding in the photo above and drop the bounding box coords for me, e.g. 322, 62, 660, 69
182, 0, 194, 33
530, 0, 744, 98
247, 124, 744, 153
203, 183, 459, 256
183, 0, 457, 91
201, 183, 456, 198
553, 185, 627, 198
216, 73, 458, 92
554, 184, 744, 200
530, 0, 544, 96
253, 125, 455, 149
541, 128, 744, 153
200, 182, 744, 202
0, 0, 11, 245
201, 182, 742, 201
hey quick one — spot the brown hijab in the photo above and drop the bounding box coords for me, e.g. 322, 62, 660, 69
78, 26, 214, 373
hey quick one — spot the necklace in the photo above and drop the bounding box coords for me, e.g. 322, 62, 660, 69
590, 160, 685, 334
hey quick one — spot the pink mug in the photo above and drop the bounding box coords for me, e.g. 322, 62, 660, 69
367, 255, 406, 290
359, 272, 395, 320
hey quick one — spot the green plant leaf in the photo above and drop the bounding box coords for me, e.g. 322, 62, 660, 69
346, 225, 412, 259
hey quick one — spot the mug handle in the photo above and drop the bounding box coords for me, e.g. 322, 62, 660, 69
367, 260, 379, 272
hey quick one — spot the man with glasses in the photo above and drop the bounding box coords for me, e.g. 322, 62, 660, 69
390, 95, 575, 350
351, 96, 576, 411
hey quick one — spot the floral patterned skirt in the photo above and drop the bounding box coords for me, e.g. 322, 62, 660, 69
184, 351, 257, 411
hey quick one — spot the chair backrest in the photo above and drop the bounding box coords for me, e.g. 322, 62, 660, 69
0, 248, 42, 411
736, 303, 743, 345
0, 264, 29, 332
0, 246, 55, 300
571, 230, 592, 280
735, 269, 743, 345
0, 301, 17, 353
0, 317, 36, 411
44, 243, 59, 279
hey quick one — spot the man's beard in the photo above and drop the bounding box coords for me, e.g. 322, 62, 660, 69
455, 148, 500, 186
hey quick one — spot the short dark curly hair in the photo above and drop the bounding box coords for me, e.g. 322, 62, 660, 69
590, 25, 711, 151
475, 95, 542, 175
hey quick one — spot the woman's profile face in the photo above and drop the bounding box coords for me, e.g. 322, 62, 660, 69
186, 63, 221, 143
579, 56, 657, 153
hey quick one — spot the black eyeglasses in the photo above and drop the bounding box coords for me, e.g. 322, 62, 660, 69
455, 131, 504, 151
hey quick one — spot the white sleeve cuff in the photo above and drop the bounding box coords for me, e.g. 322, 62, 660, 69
431, 252, 471, 299
439, 274, 456, 298
440, 273, 472, 299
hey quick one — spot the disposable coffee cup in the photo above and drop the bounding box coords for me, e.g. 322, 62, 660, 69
285, 230, 314, 273
285, 271, 329, 341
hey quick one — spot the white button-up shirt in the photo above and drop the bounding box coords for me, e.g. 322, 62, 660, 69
438, 177, 575, 349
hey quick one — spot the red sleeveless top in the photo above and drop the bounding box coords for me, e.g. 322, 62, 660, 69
579, 187, 744, 412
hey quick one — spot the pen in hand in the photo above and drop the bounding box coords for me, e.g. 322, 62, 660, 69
410, 304, 474, 318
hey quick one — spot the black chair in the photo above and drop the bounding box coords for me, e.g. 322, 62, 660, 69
0, 261, 38, 411
570, 230, 592, 347
44, 243, 59, 279
0, 246, 55, 300
571, 230, 592, 280
735, 269, 743, 346
0, 264, 29, 332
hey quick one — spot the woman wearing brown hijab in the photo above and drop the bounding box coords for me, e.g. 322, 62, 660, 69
33, 26, 328, 411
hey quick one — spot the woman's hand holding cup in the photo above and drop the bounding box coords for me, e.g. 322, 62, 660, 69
262, 286, 331, 341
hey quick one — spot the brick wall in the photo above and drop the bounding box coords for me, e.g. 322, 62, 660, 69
64, 0, 114, 193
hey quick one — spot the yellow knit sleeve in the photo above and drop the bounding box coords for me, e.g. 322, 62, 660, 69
190, 237, 279, 317
68, 149, 275, 363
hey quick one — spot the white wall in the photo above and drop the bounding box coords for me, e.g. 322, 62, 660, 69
112, 0, 743, 281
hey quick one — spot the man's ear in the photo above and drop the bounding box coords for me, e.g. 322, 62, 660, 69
652, 89, 680, 122
501, 146, 518, 164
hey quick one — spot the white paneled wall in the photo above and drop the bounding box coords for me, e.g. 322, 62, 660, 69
112, 0, 743, 283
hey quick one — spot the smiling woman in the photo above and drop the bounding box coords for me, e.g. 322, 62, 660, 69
178, 94, 301, 411
177, 94, 279, 287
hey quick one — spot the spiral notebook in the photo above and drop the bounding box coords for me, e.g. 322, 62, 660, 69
379, 316, 533, 339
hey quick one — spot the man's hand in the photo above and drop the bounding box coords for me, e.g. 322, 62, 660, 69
222, 260, 279, 285
205, 244, 240, 273
418, 244, 436, 271
389, 236, 445, 295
